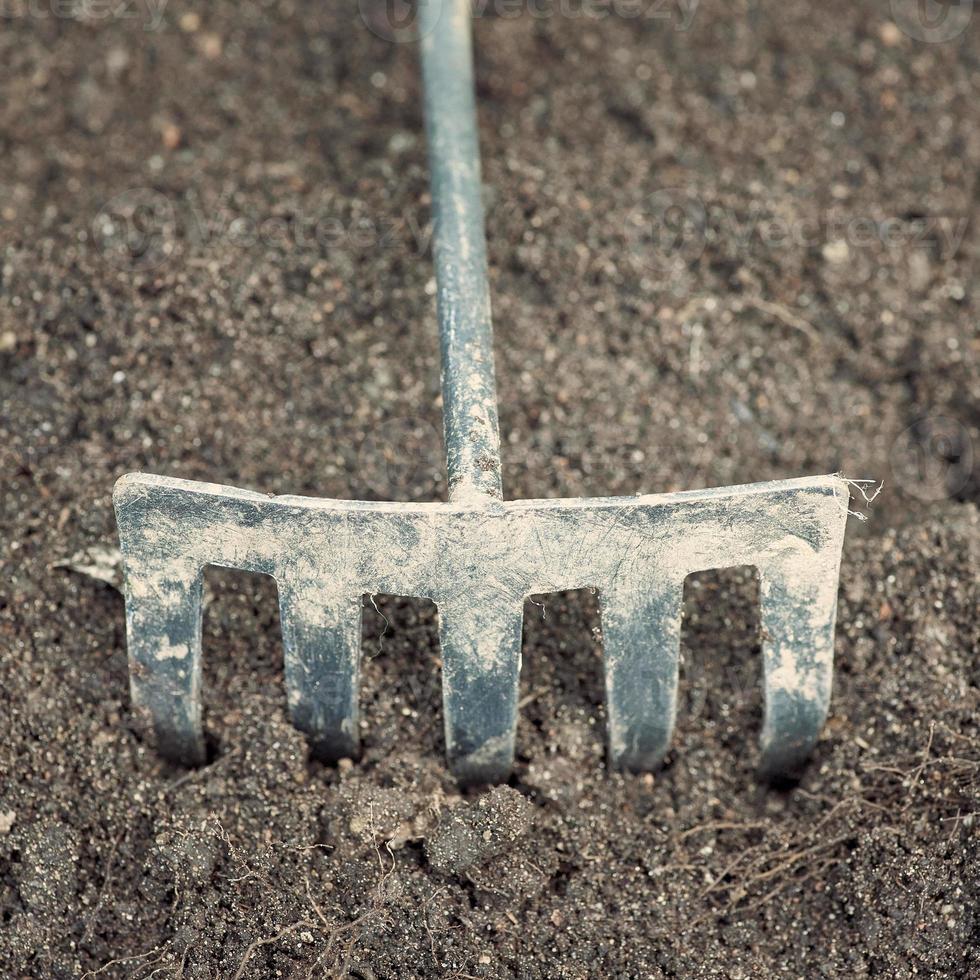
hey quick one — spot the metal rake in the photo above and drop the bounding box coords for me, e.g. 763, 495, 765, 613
114, 0, 849, 786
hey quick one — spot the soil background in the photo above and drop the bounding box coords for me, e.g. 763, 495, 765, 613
1, 1, 979, 977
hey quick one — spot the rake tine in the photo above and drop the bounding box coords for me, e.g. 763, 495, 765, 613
600, 579, 685, 772
438, 600, 524, 785
279, 584, 363, 762
757, 551, 841, 778
121, 557, 206, 767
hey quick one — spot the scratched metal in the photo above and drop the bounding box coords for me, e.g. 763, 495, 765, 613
115, 472, 848, 785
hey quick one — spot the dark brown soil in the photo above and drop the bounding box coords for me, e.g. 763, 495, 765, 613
1, 2, 978, 977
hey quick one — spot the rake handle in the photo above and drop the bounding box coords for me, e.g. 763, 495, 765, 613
420, 0, 504, 503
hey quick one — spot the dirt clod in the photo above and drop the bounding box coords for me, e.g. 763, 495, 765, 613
426, 786, 533, 875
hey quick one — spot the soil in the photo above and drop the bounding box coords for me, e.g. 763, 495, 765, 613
1, 1, 978, 977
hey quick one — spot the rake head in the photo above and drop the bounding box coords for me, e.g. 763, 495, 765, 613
115, 472, 847, 785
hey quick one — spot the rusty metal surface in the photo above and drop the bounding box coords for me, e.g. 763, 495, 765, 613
115, 472, 848, 784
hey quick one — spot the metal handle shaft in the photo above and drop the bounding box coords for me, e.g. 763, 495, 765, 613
420, 0, 503, 503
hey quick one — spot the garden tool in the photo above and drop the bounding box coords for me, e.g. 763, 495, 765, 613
114, 0, 849, 785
